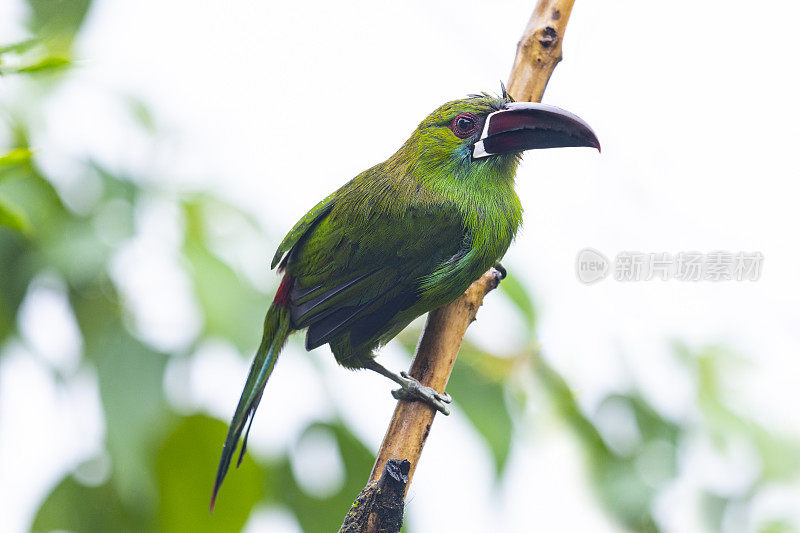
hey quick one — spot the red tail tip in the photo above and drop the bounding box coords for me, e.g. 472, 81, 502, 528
210, 487, 220, 512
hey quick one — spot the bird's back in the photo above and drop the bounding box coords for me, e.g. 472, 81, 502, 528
281, 162, 471, 366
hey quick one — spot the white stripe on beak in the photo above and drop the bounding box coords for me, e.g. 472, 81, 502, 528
471, 110, 501, 159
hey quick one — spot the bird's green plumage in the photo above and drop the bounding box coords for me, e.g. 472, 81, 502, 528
212, 93, 526, 506
286, 93, 522, 361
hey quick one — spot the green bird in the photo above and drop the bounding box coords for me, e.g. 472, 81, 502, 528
210, 90, 599, 507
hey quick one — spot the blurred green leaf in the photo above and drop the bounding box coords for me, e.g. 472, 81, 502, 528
126, 96, 158, 135
591, 394, 677, 532
679, 343, 800, 481
157, 415, 264, 533
14, 55, 71, 74
0, 164, 69, 237
0, 148, 33, 170
89, 161, 140, 205
95, 331, 171, 510
752, 427, 800, 481
534, 354, 662, 532
596, 393, 680, 454
265, 421, 375, 533
32, 476, 151, 532
0, 39, 39, 55
0, 155, 118, 291
182, 198, 267, 353
534, 354, 606, 452
592, 456, 659, 533
0, 231, 34, 341
41, 218, 112, 286
673, 342, 800, 482
0, 40, 68, 77
447, 340, 513, 474
702, 492, 727, 533
69, 277, 172, 510
26, 0, 92, 54
498, 272, 537, 332
0, 195, 31, 234
758, 521, 796, 533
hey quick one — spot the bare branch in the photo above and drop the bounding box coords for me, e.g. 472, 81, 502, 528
339, 459, 410, 533
508, 0, 576, 103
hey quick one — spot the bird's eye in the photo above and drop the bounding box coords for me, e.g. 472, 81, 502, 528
451, 113, 478, 139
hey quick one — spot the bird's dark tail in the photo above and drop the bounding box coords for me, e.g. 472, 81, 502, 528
210, 302, 291, 510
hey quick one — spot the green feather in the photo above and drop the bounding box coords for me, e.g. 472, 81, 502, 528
210, 304, 291, 509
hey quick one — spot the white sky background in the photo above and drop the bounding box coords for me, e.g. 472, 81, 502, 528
2, 1, 800, 532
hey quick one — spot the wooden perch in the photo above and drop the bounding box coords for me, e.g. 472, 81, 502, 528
339, 459, 410, 533
507, 0, 575, 103
338, 1, 576, 531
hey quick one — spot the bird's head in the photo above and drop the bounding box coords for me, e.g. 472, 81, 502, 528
402, 91, 599, 181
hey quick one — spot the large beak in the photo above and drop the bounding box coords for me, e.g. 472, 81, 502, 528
472, 102, 600, 159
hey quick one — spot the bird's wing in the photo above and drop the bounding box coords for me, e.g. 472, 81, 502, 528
271, 192, 336, 270
283, 202, 465, 350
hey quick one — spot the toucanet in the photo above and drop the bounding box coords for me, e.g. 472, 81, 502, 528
211, 90, 599, 507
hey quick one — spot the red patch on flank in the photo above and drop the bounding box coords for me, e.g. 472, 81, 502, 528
273, 275, 293, 307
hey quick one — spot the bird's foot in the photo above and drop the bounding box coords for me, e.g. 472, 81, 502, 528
391, 371, 452, 415
493, 262, 507, 280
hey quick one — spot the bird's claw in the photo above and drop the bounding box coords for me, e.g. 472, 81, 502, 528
493, 262, 507, 280
391, 371, 452, 415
